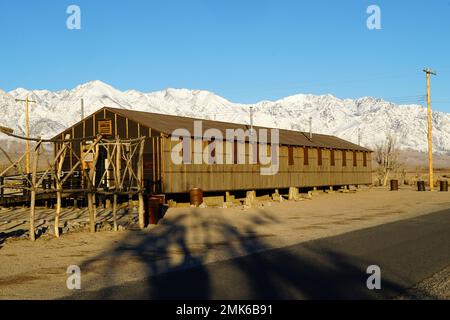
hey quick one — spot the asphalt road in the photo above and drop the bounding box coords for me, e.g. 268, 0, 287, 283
69, 209, 450, 299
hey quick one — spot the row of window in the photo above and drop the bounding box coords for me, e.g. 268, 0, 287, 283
178, 139, 368, 167
288, 147, 368, 167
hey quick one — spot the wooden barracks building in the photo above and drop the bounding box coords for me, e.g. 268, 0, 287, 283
54, 107, 373, 195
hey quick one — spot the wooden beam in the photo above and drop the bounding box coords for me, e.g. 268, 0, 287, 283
112, 193, 118, 231
137, 138, 145, 229
29, 140, 42, 241
55, 141, 68, 238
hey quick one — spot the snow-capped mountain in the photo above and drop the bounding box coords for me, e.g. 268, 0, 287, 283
1, 80, 449, 153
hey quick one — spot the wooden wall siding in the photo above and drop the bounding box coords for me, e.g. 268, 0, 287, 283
162, 137, 372, 193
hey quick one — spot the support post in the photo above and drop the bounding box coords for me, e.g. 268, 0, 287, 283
112, 193, 118, 231
29, 140, 42, 241
55, 192, 61, 237
138, 138, 146, 229
88, 190, 95, 233
89, 141, 100, 233
55, 141, 68, 238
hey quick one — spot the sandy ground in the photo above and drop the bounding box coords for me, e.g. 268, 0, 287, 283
1, 187, 449, 300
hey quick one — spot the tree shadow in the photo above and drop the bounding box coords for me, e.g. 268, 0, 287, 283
0, 229, 27, 249
66, 208, 407, 300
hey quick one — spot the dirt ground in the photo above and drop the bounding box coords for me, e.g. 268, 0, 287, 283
1, 187, 449, 300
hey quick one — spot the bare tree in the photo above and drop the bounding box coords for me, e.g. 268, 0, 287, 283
374, 133, 401, 186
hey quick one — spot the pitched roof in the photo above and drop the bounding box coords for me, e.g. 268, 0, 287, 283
106, 107, 371, 152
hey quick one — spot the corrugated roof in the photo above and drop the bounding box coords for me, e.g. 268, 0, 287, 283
105, 107, 371, 152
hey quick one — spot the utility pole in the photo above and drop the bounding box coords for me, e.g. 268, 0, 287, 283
15, 97, 36, 174
423, 68, 437, 191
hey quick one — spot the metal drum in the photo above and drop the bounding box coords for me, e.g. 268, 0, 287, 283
417, 181, 426, 192
189, 188, 203, 207
147, 196, 161, 225
390, 180, 399, 191
440, 180, 449, 192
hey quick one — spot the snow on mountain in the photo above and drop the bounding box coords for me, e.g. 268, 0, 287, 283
1, 80, 449, 154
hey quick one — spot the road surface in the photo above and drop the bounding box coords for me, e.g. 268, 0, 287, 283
68, 209, 450, 299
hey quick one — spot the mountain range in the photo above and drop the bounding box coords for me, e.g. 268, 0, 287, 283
1, 80, 449, 154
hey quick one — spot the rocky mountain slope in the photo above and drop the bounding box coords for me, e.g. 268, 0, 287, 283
1, 80, 449, 153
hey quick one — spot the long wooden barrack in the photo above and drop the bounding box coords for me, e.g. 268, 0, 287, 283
0, 130, 146, 240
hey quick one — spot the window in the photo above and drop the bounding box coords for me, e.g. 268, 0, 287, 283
318, 148, 322, 166
353, 151, 357, 167
249, 142, 258, 164
288, 146, 294, 166
330, 149, 335, 166
233, 141, 239, 165
97, 119, 112, 136
180, 138, 184, 159
203, 140, 216, 164
342, 150, 347, 167
256, 143, 261, 165
363, 152, 367, 167
304, 147, 309, 165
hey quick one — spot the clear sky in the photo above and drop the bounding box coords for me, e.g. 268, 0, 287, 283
1, 0, 449, 111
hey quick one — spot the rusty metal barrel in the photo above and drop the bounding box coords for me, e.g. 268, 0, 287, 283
417, 181, 426, 192
440, 180, 449, 192
189, 188, 203, 207
390, 180, 399, 191
147, 196, 161, 225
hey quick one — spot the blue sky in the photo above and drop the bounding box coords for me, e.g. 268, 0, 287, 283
1, 0, 449, 111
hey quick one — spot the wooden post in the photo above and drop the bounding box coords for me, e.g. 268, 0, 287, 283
88, 139, 100, 233
113, 137, 121, 231
55, 191, 61, 237
88, 191, 95, 233
116, 137, 122, 189
29, 140, 42, 241
29, 189, 36, 241
112, 193, 118, 231
55, 141, 68, 238
137, 138, 146, 229
93, 194, 97, 221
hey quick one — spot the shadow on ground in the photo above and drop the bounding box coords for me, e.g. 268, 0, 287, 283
63, 206, 414, 300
